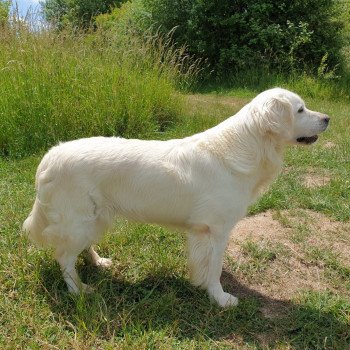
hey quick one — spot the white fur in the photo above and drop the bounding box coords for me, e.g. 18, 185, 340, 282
23, 88, 329, 307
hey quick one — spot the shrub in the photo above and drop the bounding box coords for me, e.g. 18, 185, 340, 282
139, 0, 344, 77
0, 0, 10, 28
95, 0, 149, 32
42, 0, 124, 28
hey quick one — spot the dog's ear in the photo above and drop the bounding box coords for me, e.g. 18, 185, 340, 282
254, 96, 294, 140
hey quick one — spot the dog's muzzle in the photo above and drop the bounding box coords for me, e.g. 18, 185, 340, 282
296, 116, 330, 145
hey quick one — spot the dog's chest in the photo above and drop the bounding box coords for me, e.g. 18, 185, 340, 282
251, 161, 280, 200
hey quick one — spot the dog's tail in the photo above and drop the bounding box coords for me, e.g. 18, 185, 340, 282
22, 198, 48, 247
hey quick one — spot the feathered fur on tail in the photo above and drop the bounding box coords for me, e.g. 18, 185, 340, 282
22, 198, 48, 247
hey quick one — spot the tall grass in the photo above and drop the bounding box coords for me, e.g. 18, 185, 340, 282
195, 67, 350, 103
0, 21, 197, 158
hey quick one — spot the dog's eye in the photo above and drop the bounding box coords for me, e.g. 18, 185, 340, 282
298, 107, 304, 113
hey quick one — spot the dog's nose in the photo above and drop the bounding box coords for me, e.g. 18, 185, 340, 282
323, 116, 330, 125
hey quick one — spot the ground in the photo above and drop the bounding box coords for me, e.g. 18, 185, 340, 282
0, 92, 349, 349
228, 209, 350, 308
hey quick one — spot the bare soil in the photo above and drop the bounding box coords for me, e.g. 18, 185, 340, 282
225, 210, 350, 317
323, 141, 337, 149
302, 170, 331, 188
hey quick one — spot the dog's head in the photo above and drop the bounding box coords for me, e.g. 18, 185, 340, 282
251, 88, 330, 145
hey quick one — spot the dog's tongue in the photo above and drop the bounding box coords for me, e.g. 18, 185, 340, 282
296, 135, 318, 144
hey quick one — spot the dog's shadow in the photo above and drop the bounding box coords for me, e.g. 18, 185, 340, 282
39, 262, 348, 349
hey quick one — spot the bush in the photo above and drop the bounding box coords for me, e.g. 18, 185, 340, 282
139, 0, 344, 77
95, 2, 202, 88
0, 0, 10, 28
0, 26, 189, 158
95, 0, 149, 32
42, 0, 124, 28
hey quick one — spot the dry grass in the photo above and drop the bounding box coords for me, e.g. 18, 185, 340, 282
302, 168, 332, 188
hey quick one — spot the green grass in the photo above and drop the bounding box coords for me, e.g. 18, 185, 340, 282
195, 68, 350, 103
235, 240, 278, 275
305, 247, 350, 282
1, 22, 350, 349
1, 84, 350, 348
0, 26, 196, 158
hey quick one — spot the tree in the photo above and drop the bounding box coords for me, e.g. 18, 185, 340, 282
41, 0, 124, 28
0, 0, 10, 28
141, 0, 344, 76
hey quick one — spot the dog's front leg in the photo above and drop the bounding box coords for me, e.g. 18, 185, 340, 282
187, 225, 238, 307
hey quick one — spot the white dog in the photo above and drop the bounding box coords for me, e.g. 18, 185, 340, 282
23, 88, 329, 307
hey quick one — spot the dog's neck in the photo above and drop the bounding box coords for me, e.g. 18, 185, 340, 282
199, 114, 286, 197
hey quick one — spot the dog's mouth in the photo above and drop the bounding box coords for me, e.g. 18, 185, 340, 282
296, 135, 319, 145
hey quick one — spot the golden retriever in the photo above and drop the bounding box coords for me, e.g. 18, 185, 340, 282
23, 88, 330, 307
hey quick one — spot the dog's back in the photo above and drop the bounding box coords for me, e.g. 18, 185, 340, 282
22, 136, 207, 249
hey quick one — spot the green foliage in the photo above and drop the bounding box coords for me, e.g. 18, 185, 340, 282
280, 291, 350, 349
41, 0, 348, 77
338, 0, 350, 70
0, 0, 10, 27
139, 0, 344, 77
42, 0, 124, 28
0, 27, 191, 158
95, 0, 149, 32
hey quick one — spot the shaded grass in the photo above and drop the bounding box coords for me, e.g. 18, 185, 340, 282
3, 230, 349, 349
275, 291, 350, 349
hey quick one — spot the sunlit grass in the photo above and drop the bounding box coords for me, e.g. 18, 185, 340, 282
0, 15, 349, 349
0, 24, 199, 158
1, 85, 350, 348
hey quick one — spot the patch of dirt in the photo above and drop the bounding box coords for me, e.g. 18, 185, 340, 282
323, 141, 337, 149
300, 210, 350, 265
229, 211, 287, 242
302, 172, 331, 188
226, 209, 350, 317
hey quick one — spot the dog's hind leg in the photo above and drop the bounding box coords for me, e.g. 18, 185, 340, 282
55, 249, 93, 294
87, 246, 112, 268
187, 226, 238, 307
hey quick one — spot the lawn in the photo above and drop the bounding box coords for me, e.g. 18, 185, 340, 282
0, 90, 349, 349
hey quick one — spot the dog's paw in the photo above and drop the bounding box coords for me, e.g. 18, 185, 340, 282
95, 257, 113, 268
82, 283, 95, 293
214, 292, 239, 308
